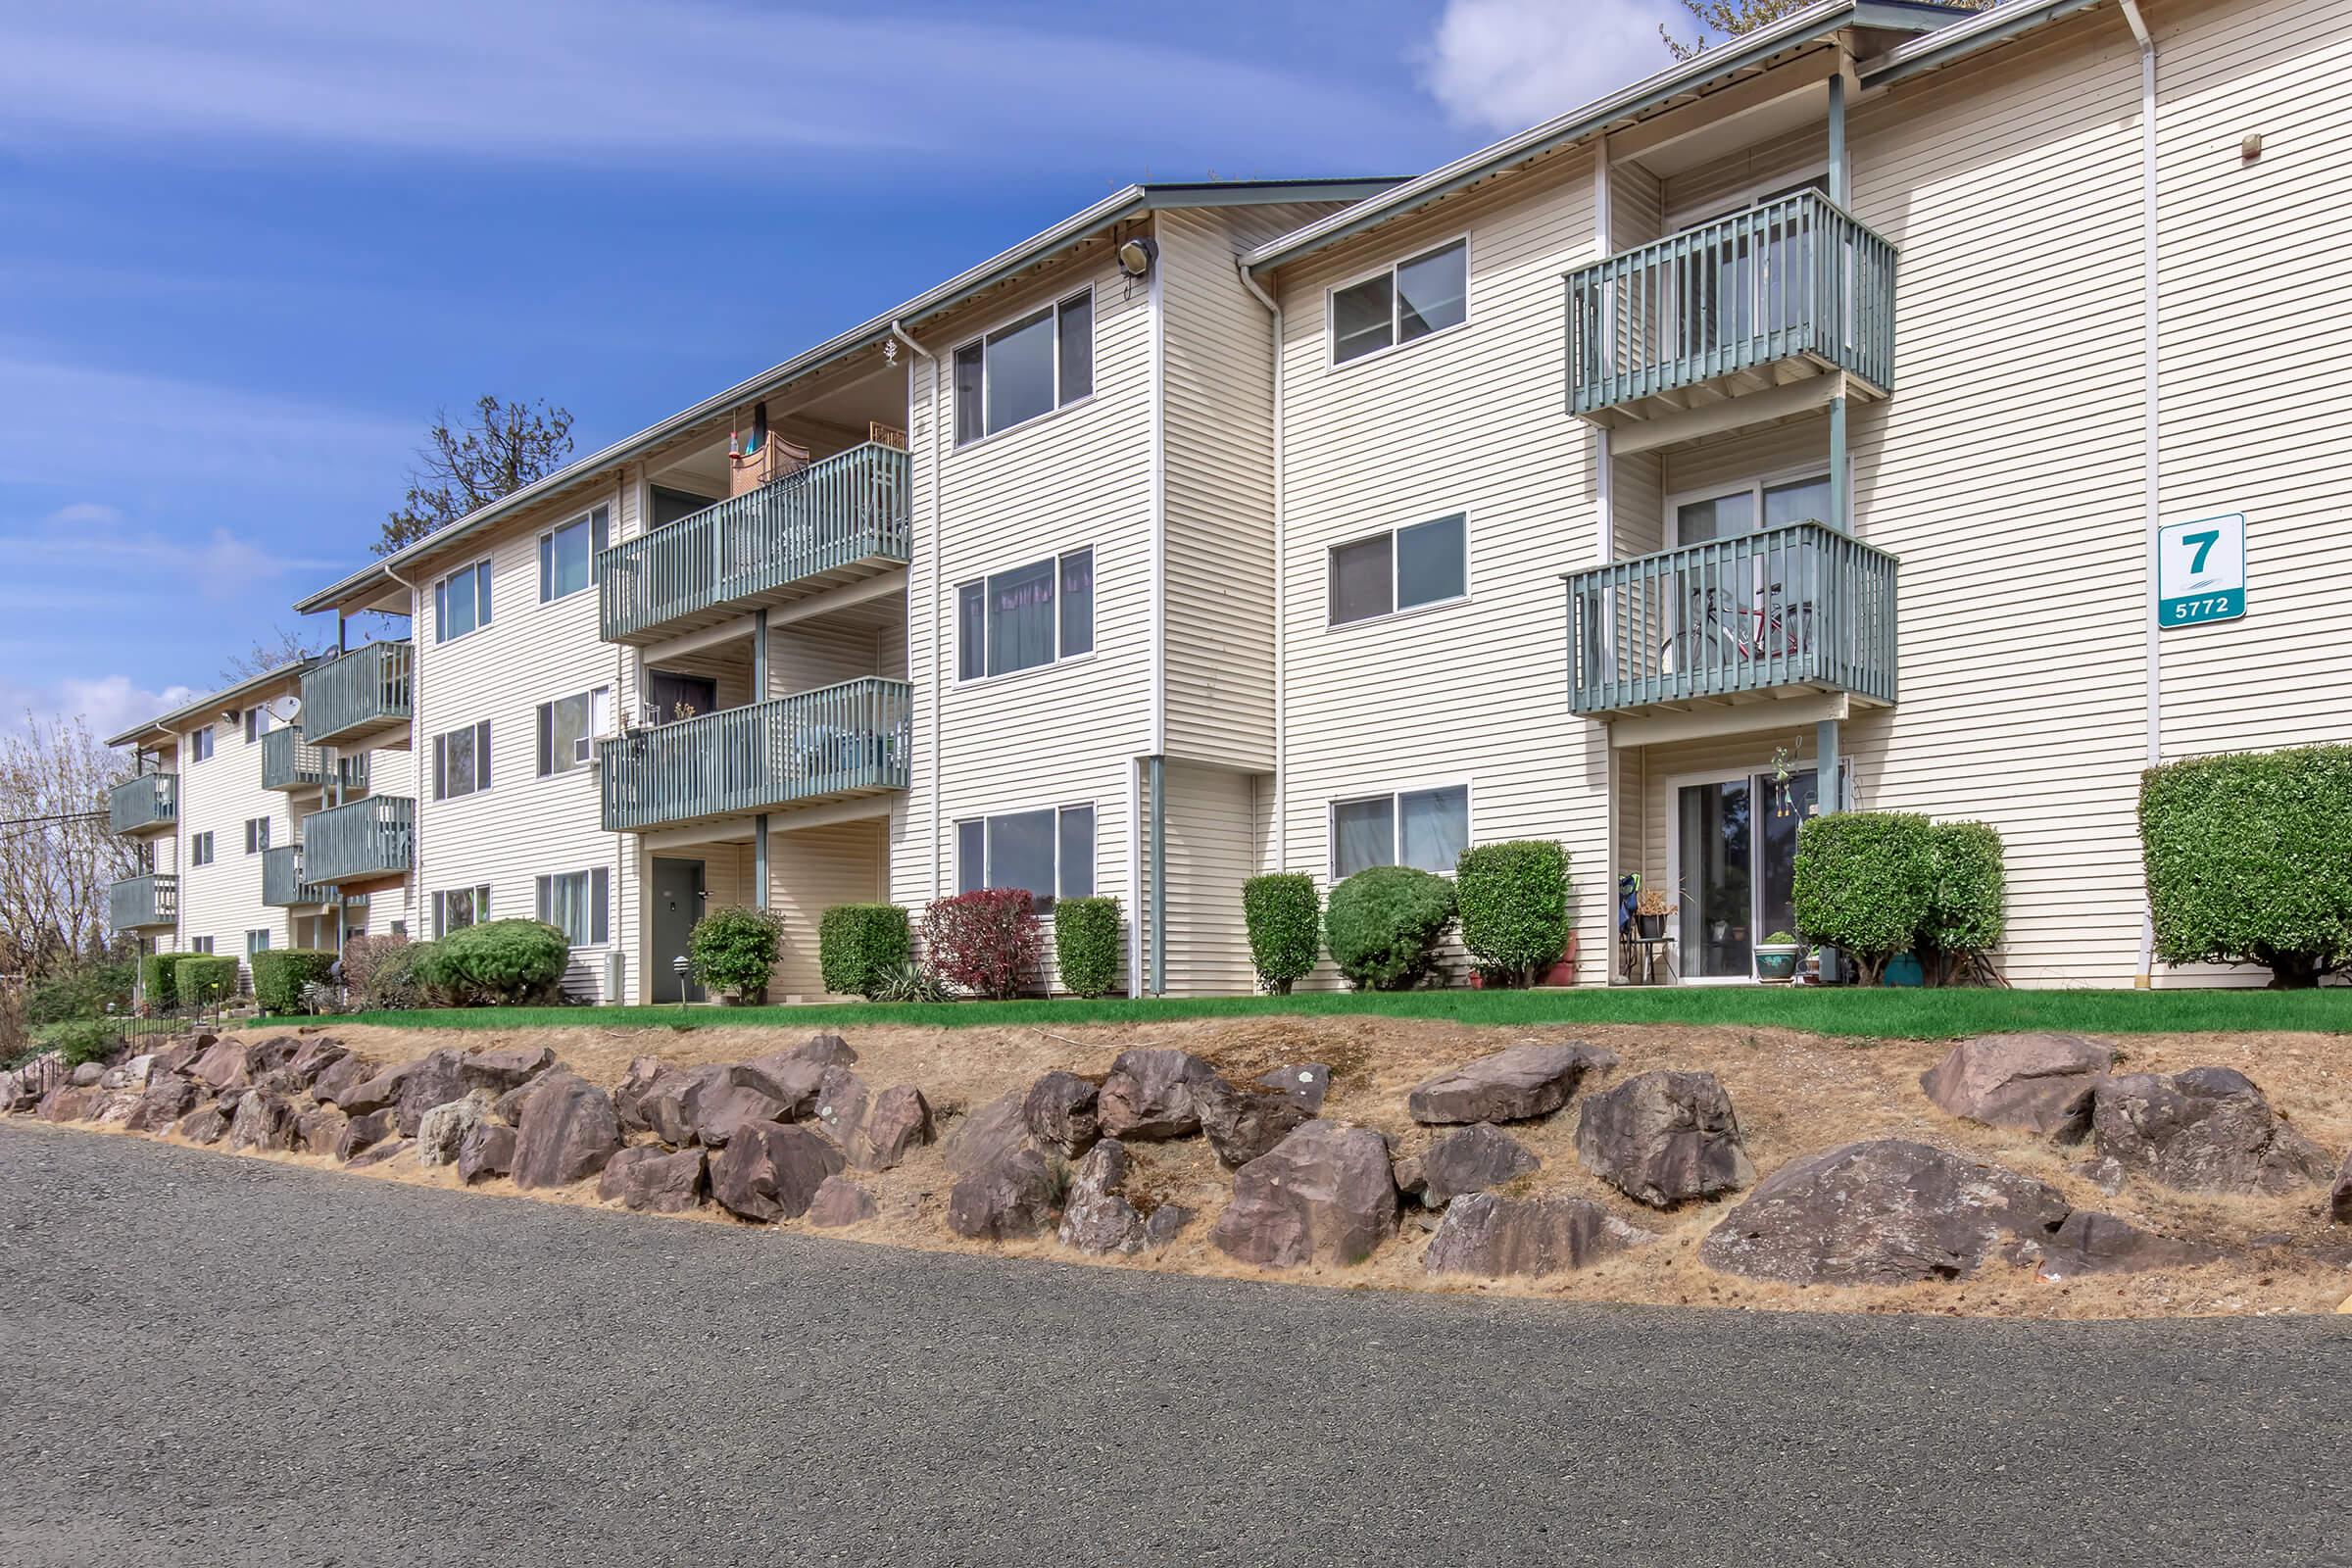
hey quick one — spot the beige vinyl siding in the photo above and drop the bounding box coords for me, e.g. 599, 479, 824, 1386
171, 678, 305, 969
1661, 418, 1833, 514
1659, 121, 1829, 226
1610, 160, 1661, 252
1158, 762, 1258, 996
765, 817, 888, 999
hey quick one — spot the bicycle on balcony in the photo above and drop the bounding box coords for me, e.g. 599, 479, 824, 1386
1660, 578, 1815, 678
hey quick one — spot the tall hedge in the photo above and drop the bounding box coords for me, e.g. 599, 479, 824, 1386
1242, 874, 1320, 995
1455, 840, 1570, 988
417, 919, 571, 1006
1053, 897, 1122, 999
1790, 811, 1934, 986
2141, 744, 2352, 988
1922, 821, 2006, 984
140, 952, 179, 1011
251, 950, 337, 1015
1324, 865, 1456, 992
174, 955, 241, 1011
819, 904, 911, 999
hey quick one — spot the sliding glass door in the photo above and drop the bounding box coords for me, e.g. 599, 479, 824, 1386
1672, 766, 1821, 980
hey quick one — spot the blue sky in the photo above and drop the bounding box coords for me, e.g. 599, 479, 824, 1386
0, 0, 1686, 738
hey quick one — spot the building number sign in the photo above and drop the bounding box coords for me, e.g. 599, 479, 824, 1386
2157, 512, 2246, 628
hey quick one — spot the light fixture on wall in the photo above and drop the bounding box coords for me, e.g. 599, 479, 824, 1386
1116, 235, 1157, 277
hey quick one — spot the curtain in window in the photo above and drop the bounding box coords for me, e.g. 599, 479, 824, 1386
957, 583, 986, 680
987, 808, 1056, 908
987, 560, 1056, 675
1059, 551, 1094, 658
1333, 797, 1395, 879
1399, 786, 1470, 873
1330, 534, 1394, 624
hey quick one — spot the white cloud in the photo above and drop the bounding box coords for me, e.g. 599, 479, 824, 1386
0, 504, 343, 602
0, 673, 196, 744
1418, 0, 1682, 134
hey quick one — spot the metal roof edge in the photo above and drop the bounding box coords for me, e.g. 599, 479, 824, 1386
1861, 0, 2106, 87
104, 659, 321, 750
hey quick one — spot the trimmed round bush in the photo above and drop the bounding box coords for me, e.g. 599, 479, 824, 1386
1455, 840, 1571, 988
689, 906, 784, 1001
1923, 820, 2006, 984
2141, 743, 2352, 988
417, 919, 570, 1006
140, 953, 179, 1011
1790, 811, 1934, 986
1053, 896, 1122, 999
1242, 874, 1320, 995
251, 949, 337, 1015
819, 904, 911, 999
919, 889, 1042, 1000
174, 955, 241, 1011
1324, 865, 1457, 992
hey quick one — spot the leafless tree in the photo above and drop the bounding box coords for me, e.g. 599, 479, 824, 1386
1662, 0, 1995, 60
220, 625, 322, 683
377, 395, 576, 556
0, 715, 137, 981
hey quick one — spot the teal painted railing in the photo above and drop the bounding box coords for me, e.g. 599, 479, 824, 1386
597, 441, 912, 643
262, 843, 331, 907
108, 872, 177, 931
300, 642, 413, 748
261, 726, 371, 793
1565, 191, 1896, 416
303, 795, 415, 883
108, 772, 177, 836
1565, 521, 1898, 715
600, 677, 911, 832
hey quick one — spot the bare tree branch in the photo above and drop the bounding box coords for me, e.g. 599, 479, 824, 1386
376, 395, 576, 556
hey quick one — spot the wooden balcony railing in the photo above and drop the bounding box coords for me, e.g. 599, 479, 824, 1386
262, 844, 331, 907
1565, 190, 1895, 418
261, 726, 371, 793
300, 643, 414, 748
108, 872, 178, 931
597, 441, 912, 644
302, 796, 415, 884
600, 678, 911, 832
108, 772, 177, 836
1564, 521, 1898, 716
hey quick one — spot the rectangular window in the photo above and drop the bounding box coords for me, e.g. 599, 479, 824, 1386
952, 804, 1095, 913
189, 726, 214, 762
953, 288, 1095, 446
535, 867, 611, 948
1329, 513, 1467, 626
244, 708, 262, 744
539, 506, 611, 604
189, 831, 215, 867
434, 559, 494, 644
956, 547, 1094, 680
1057, 804, 1096, 900
432, 884, 493, 939
1330, 239, 1467, 365
246, 929, 270, 956
432, 720, 493, 801
190, 935, 214, 955
1332, 784, 1470, 879
537, 688, 612, 777
244, 816, 270, 856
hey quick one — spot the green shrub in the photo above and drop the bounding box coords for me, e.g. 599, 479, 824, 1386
251, 949, 337, 1014
919, 890, 1042, 1000
418, 920, 571, 1006
140, 953, 179, 1011
1324, 866, 1457, 992
174, 956, 241, 1012
1053, 897, 1122, 999
1242, 874, 1321, 995
688, 906, 784, 1000
819, 904, 911, 999
870, 960, 947, 1004
2141, 744, 2352, 988
362, 937, 432, 1010
1922, 821, 2007, 985
1790, 811, 1934, 986
1455, 840, 1571, 988
24, 960, 135, 1026
36, 1017, 121, 1068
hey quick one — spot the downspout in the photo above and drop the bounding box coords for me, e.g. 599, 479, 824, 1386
1146, 229, 1168, 996
1236, 260, 1285, 879
2119, 0, 2161, 987
753, 607, 770, 911
888, 319, 940, 907
382, 563, 421, 943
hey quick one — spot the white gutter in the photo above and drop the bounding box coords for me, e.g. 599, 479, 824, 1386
889, 319, 943, 906
1236, 260, 1286, 878
2120, 0, 2161, 987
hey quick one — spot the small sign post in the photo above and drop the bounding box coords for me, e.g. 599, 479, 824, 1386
2156, 511, 2246, 628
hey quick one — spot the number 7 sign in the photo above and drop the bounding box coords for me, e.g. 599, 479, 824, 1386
2157, 512, 2245, 627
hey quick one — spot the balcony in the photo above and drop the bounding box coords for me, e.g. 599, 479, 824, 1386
1565, 191, 1895, 438
109, 872, 177, 931
302, 796, 415, 884
261, 725, 371, 793
300, 642, 414, 750
262, 844, 331, 907
600, 677, 911, 833
108, 772, 176, 837
599, 440, 912, 646
1565, 521, 1898, 719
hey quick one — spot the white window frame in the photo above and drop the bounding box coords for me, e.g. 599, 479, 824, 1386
433, 557, 494, 645
536, 687, 612, 777
1325, 235, 1470, 370
1326, 512, 1471, 629
431, 719, 493, 802
953, 802, 1096, 912
954, 545, 1096, 685
189, 935, 214, 955
535, 866, 611, 949
1662, 466, 1835, 547
1661, 760, 1850, 987
188, 726, 214, 763
538, 506, 611, 605
951, 284, 1096, 449
432, 884, 493, 939
189, 830, 215, 867
1326, 779, 1474, 881
243, 816, 271, 856
246, 928, 270, 957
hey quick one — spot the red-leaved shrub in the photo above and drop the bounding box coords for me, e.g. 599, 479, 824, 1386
919, 889, 1042, 1000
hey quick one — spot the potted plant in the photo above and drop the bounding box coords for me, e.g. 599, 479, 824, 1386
1634, 888, 1675, 940
1755, 930, 1804, 983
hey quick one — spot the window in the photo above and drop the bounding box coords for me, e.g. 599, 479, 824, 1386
432, 720, 493, 801
432, 884, 492, 938
244, 708, 263, 744
953, 289, 1094, 445
954, 804, 1095, 913
189, 831, 215, 867
1670, 472, 1834, 545
1329, 514, 1467, 625
1330, 239, 1467, 365
540, 506, 611, 603
189, 935, 214, 955
188, 726, 214, 763
956, 547, 1093, 680
537, 688, 612, 776
536, 867, 611, 948
434, 559, 493, 643
246, 929, 270, 957
1332, 785, 1470, 879
244, 816, 271, 856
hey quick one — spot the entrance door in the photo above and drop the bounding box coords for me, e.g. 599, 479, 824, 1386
650, 858, 707, 1003
1672, 766, 1819, 980
645, 671, 718, 727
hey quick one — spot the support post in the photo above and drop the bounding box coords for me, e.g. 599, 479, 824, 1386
1148, 755, 1166, 997
1814, 716, 1843, 983
755, 814, 770, 910
1828, 390, 1849, 534
1827, 70, 1847, 207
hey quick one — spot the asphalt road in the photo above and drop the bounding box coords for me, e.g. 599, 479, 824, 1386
2, 1123, 2346, 1568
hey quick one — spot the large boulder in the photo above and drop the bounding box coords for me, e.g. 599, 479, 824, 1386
810, 1067, 871, 1151
0, 1067, 31, 1114
1920, 1034, 2113, 1141
1701, 1139, 2070, 1286
1406, 1042, 1614, 1125
247, 1036, 303, 1074
93, 1090, 145, 1127
349, 1138, 411, 1169
459, 1045, 554, 1095
335, 1109, 396, 1162
415, 1097, 488, 1168
1424, 1194, 1656, 1278
36, 1086, 100, 1124
1022, 1072, 1101, 1159
285, 1037, 350, 1091
99, 1054, 157, 1092
149, 1035, 211, 1079
295, 1107, 349, 1156
690, 1082, 795, 1150
1257, 1063, 1332, 1114
395, 1050, 470, 1137
709, 1123, 843, 1222
858, 1085, 934, 1171
940, 1091, 1035, 1173
456, 1121, 515, 1185
1196, 1075, 1312, 1169
69, 1060, 105, 1089
2089, 1068, 2333, 1195
1096, 1049, 1217, 1141
612, 1055, 667, 1136
599, 1146, 708, 1213
946, 1148, 1060, 1241
1574, 1070, 1754, 1209
639, 1064, 730, 1147
792, 1033, 858, 1068
510, 1072, 623, 1190
228, 1091, 299, 1152
1208, 1121, 1397, 1268
732, 1038, 849, 1112
1396, 1123, 1540, 1209
2034, 1211, 2223, 1280
1058, 1139, 1147, 1255
337, 1059, 415, 1117
188, 1038, 256, 1093
308, 1053, 373, 1108
124, 1078, 202, 1133
174, 1105, 231, 1145
807, 1174, 880, 1228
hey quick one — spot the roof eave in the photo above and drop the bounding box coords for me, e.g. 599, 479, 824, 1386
104, 660, 318, 750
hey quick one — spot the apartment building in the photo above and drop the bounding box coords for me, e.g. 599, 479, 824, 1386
109, 0, 2350, 998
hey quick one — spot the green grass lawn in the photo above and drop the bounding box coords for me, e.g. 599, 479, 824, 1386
257, 985, 2352, 1042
